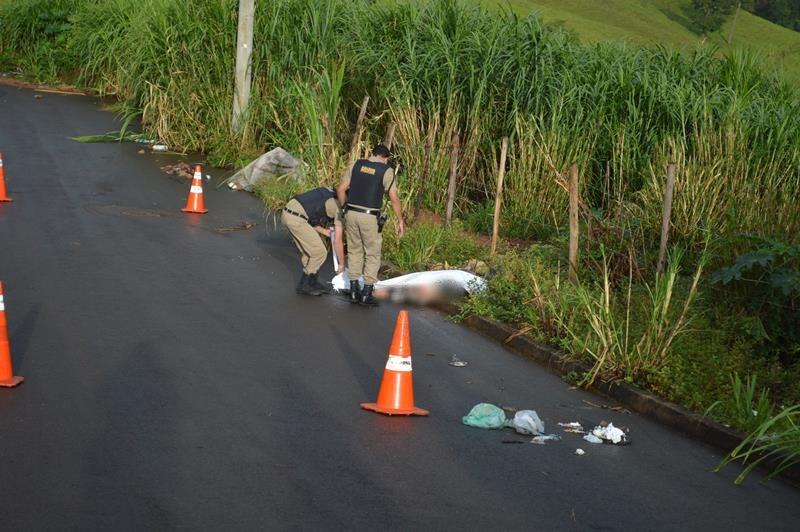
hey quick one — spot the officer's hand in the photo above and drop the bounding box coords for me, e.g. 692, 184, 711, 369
396, 220, 405, 239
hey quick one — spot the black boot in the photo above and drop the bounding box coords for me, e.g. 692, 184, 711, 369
308, 273, 330, 294
297, 274, 323, 296
349, 280, 361, 304
360, 284, 378, 306
296, 273, 308, 294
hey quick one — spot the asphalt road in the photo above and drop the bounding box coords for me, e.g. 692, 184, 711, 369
1, 84, 798, 531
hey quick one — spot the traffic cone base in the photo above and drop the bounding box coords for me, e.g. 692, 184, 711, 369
0, 376, 24, 388
361, 310, 428, 416
360, 402, 428, 416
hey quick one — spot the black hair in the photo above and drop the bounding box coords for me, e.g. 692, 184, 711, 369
371, 144, 392, 158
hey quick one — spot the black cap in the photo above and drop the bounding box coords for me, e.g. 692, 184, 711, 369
371, 144, 392, 158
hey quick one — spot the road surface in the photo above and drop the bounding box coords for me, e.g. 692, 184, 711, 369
1, 84, 798, 530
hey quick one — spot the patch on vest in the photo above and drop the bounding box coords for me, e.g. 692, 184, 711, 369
359, 165, 376, 175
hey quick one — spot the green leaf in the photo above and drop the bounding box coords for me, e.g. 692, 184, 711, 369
769, 270, 800, 297
711, 265, 741, 285
734, 251, 774, 272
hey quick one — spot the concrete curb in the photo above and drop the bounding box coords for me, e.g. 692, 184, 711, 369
430, 302, 800, 487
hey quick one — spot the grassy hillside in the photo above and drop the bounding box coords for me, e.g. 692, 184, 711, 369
482, 0, 800, 81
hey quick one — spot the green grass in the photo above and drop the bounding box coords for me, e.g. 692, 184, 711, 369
716, 404, 800, 484
480, 0, 800, 82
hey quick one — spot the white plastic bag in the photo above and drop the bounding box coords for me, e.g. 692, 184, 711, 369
226, 148, 306, 191
512, 410, 545, 435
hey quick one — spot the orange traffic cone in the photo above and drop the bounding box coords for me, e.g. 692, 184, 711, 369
0, 152, 12, 202
0, 282, 24, 388
361, 310, 428, 416
181, 164, 208, 213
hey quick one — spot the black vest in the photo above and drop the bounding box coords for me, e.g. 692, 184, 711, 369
294, 187, 335, 226
347, 159, 390, 209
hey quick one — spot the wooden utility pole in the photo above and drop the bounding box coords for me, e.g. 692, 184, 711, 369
491, 137, 509, 254
568, 163, 579, 283
384, 122, 396, 150
445, 132, 460, 225
657, 162, 677, 274
348, 95, 370, 166
232, 0, 255, 132
413, 126, 436, 222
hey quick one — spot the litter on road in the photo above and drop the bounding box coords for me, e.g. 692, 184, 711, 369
226, 147, 306, 192
449, 354, 468, 367
575, 449, 586, 456
215, 222, 257, 233
530, 434, 561, 445
462, 403, 507, 429
558, 422, 585, 434
463, 404, 565, 445
583, 434, 603, 444
512, 410, 546, 435
161, 162, 194, 181
588, 422, 630, 445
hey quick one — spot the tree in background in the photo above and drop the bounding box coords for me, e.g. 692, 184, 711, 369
689, 0, 738, 34
742, 0, 800, 31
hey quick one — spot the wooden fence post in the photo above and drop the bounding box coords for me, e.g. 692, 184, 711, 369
491, 137, 509, 254
384, 122, 396, 150
413, 126, 436, 223
657, 162, 676, 274
348, 95, 369, 167
445, 132, 460, 225
568, 163, 579, 283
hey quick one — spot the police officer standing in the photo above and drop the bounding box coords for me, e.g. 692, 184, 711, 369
337, 144, 404, 306
282, 187, 345, 296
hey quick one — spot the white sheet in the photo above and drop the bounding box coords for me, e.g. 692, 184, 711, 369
331, 269, 486, 294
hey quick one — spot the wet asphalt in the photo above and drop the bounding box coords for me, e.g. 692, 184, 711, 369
0, 84, 798, 531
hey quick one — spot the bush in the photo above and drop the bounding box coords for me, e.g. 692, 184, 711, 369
711, 235, 800, 367
688, 0, 737, 34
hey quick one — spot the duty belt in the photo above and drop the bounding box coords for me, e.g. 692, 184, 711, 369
345, 205, 380, 216
283, 207, 308, 221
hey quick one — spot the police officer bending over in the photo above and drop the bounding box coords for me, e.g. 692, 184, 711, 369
282, 187, 345, 296
337, 144, 404, 306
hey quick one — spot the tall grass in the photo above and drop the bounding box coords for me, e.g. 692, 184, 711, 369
716, 404, 800, 484
706, 373, 775, 433
560, 249, 704, 385
1, 0, 799, 247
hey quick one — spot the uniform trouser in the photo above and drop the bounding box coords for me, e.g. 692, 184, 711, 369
282, 208, 328, 275
345, 210, 382, 285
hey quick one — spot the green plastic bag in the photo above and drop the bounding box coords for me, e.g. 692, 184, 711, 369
462, 403, 507, 429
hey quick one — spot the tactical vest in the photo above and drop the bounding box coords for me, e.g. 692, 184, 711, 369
347, 159, 390, 209
294, 187, 335, 226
